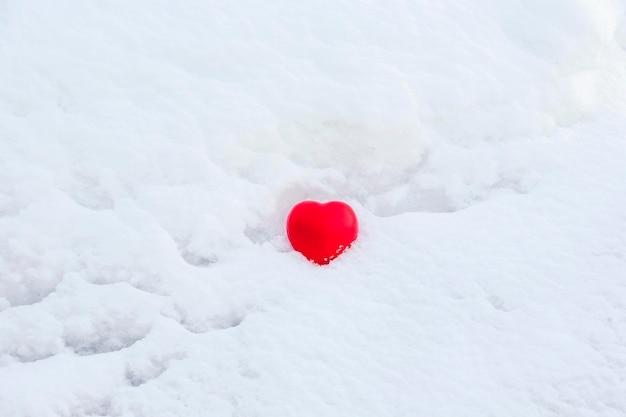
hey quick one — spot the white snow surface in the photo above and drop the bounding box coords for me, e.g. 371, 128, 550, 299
2, 0, 626, 416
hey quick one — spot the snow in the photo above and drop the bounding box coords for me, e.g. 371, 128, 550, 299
1, 0, 626, 415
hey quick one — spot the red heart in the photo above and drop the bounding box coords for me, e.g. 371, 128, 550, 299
286, 201, 358, 265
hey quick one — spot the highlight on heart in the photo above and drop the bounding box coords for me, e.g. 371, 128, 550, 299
286, 200, 358, 265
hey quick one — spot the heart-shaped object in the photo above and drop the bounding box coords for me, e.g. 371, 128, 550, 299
286, 201, 358, 265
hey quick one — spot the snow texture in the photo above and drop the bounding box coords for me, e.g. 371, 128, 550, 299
1, 0, 626, 416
